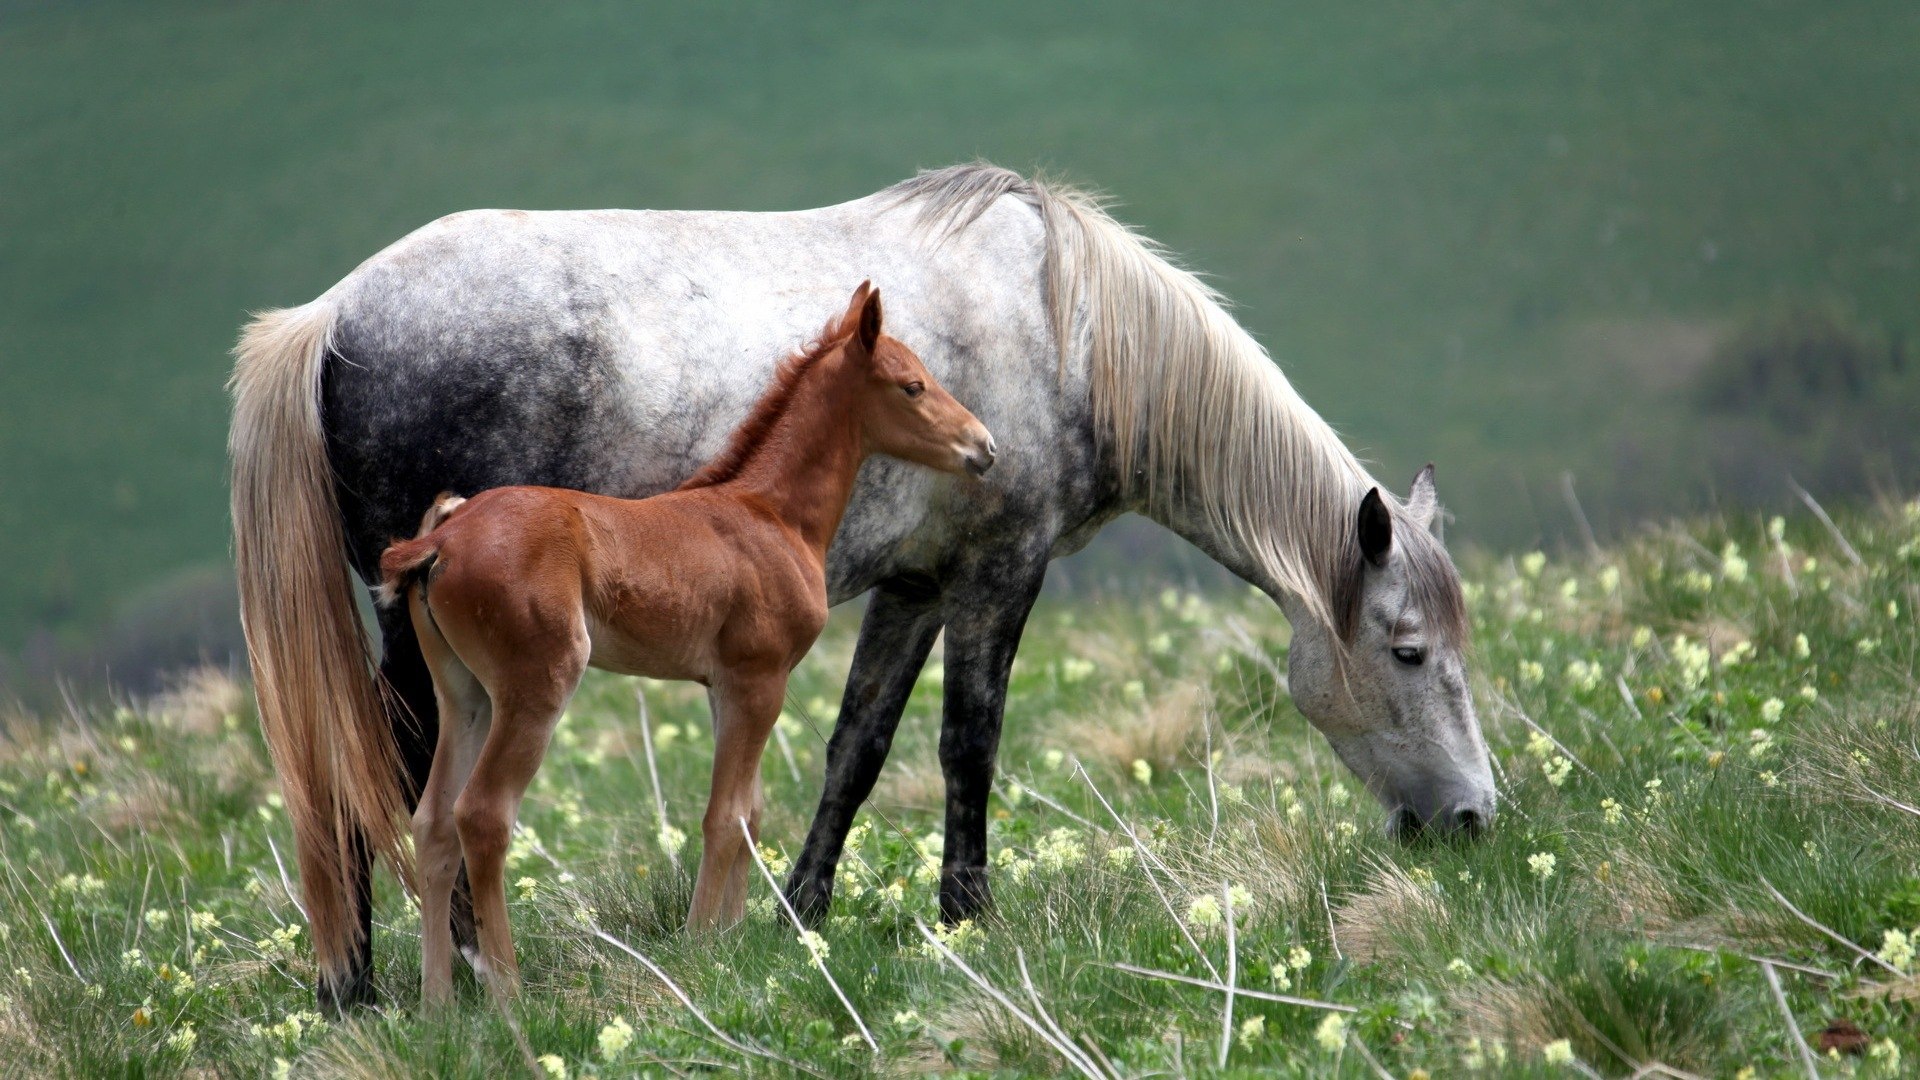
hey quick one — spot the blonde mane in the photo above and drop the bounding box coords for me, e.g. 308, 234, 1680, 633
887, 163, 1465, 644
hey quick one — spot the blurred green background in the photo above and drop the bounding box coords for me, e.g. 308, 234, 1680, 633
3, 1, 1915, 691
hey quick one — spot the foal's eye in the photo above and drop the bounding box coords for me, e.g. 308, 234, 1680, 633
1392, 646, 1425, 666
903, 381, 925, 398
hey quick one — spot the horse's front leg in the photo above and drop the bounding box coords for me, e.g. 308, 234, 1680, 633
690, 667, 787, 930
785, 577, 944, 924
937, 557, 1048, 924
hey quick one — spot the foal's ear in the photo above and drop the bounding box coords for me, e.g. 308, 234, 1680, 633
854, 283, 883, 357
1406, 463, 1438, 531
1357, 487, 1393, 567
839, 280, 882, 357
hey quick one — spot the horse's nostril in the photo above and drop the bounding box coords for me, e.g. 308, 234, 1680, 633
1450, 806, 1487, 837
1389, 806, 1423, 841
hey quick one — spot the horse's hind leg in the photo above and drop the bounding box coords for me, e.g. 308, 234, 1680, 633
454, 654, 586, 998
410, 598, 491, 1008
689, 667, 786, 930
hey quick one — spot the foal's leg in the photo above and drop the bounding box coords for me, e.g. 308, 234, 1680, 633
786, 578, 944, 923
937, 561, 1047, 924
689, 668, 787, 930
410, 607, 491, 1008
454, 662, 584, 998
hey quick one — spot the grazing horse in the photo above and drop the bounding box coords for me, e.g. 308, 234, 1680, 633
228, 162, 1494, 1012
371, 284, 994, 1004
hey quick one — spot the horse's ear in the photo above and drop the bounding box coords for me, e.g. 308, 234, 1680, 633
1358, 487, 1393, 567
1406, 463, 1438, 531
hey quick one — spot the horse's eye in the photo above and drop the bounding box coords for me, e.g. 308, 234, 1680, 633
1392, 646, 1425, 666
903, 381, 925, 398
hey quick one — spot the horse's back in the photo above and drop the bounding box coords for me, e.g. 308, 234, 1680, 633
318, 195, 1062, 594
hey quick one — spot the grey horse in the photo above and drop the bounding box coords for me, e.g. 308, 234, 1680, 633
229, 163, 1494, 1011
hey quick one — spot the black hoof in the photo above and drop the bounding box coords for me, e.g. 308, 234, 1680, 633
317, 968, 376, 1017
938, 867, 993, 925
785, 872, 834, 927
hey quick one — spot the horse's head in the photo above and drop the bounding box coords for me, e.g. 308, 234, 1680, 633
830, 281, 997, 477
1284, 466, 1496, 839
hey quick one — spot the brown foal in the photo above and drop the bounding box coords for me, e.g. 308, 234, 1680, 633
375, 283, 994, 1004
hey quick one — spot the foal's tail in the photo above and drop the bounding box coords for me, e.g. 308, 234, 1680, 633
229, 299, 414, 991
375, 493, 466, 607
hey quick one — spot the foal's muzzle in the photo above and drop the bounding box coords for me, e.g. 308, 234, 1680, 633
964, 433, 998, 476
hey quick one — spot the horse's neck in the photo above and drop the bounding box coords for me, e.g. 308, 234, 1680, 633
720, 376, 865, 556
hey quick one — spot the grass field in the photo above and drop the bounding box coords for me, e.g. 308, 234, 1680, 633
3, 1, 1917, 665
1, 500, 1917, 1075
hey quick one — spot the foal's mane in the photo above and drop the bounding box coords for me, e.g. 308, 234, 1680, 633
676, 314, 854, 491
886, 163, 1467, 647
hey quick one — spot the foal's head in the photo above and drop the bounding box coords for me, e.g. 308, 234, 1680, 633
831, 281, 996, 477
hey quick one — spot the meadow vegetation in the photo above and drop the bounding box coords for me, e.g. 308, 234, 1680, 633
1, 498, 1917, 1075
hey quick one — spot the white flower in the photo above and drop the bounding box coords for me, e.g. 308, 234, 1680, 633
1529, 852, 1557, 880
1043, 748, 1066, 771
1130, 759, 1153, 785
537, 1053, 567, 1078
1328, 782, 1351, 806
1598, 566, 1621, 595
1288, 946, 1313, 970
1720, 543, 1748, 582
1187, 893, 1222, 927
1314, 1012, 1347, 1051
143, 909, 171, 931
1447, 957, 1472, 977
597, 1016, 634, 1058
1877, 928, 1914, 972
1034, 828, 1086, 872
1793, 633, 1810, 659
1798, 685, 1818, 703
1543, 1037, 1574, 1065
798, 931, 831, 964
657, 823, 687, 855
167, 1024, 197, 1052
1543, 756, 1573, 788
1521, 552, 1547, 578
1237, 1015, 1266, 1048
1760, 698, 1784, 723
1600, 798, 1624, 825
515, 876, 538, 899
1518, 660, 1546, 686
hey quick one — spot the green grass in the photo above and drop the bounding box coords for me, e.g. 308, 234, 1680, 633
3, 0, 1918, 658
2, 501, 1917, 1075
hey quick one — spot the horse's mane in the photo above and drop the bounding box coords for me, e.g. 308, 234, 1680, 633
886, 162, 1467, 647
677, 315, 853, 491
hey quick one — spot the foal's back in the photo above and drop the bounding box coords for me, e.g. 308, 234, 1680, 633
407, 483, 822, 687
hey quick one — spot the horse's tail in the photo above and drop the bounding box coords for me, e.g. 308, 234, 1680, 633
374, 493, 466, 607
229, 299, 414, 990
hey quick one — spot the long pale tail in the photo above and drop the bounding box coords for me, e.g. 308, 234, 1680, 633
229, 299, 414, 991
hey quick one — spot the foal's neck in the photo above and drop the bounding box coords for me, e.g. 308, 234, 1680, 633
716, 359, 867, 555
